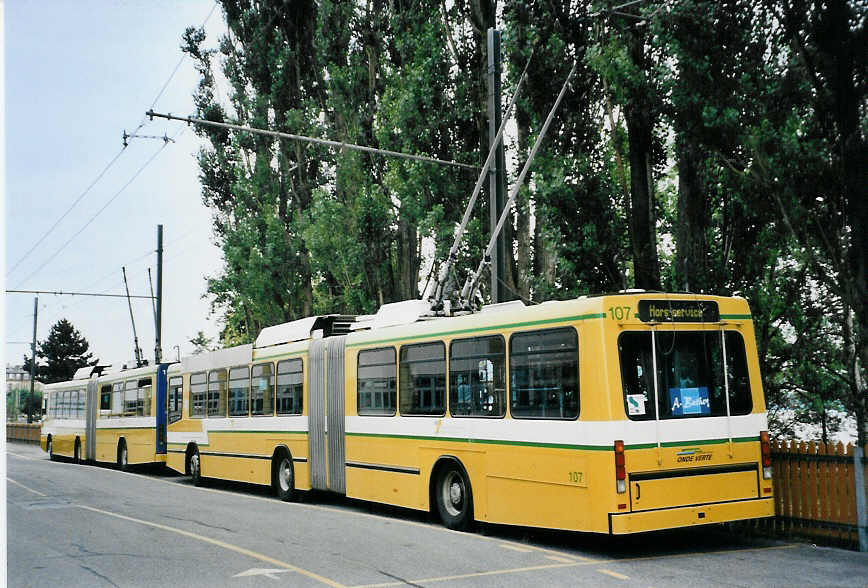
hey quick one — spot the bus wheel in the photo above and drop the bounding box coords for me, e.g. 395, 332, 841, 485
435, 463, 473, 531
117, 441, 128, 471
272, 452, 296, 502
190, 448, 203, 487
74, 438, 81, 465
47, 437, 55, 461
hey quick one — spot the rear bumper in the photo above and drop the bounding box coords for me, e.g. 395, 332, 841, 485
609, 497, 774, 534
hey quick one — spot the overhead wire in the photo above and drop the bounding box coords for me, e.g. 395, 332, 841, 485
128, 1, 221, 139
13, 132, 179, 290
8, 222, 205, 336
8, 2, 218, 283
7, 147, 127, 276
9, 224, 209, 339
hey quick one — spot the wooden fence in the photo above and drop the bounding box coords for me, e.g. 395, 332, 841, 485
6, 422, 41, 444
742, 440, 868, 548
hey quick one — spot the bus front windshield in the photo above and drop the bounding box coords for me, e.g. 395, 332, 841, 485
619, 331, 752, 421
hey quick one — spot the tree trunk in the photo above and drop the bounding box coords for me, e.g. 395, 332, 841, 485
675, 138, 708, 292
624, 26, 660, 291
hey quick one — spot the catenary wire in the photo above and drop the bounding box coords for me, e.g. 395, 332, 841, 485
6, 226, 205, 336
13, 134, 178, 290
8, 3, 219, 279
7, 147, 126, 276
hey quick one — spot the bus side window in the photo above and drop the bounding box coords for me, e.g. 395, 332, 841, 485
399, 342, 446, 416
207, 369, 227, 418
124, 381, 137, 416
112, 383, 123, 418
138, 378, 152, 417
509, 327, 579, 420
276, 359, 303, 415
190, 372, 206, 418
251, 363, 274, 416
449, 335, 506, 418
357, 348, 396, 416
229, 366, 250, 417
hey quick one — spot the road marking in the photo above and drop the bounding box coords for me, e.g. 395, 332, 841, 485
233, 568, 292, 580
23, 449, 798, 570
29, 450, 590, 563
612, 542, 799, 566
348, 543, 802, 588
351, 561, 591, 587
500, 543, 533, 553
76, 504, 346, 587
546, 555, 575, 563
7, 477, 47, 497
598, 568, 630, 580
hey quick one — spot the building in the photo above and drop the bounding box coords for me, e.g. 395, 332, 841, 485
6, 365, 45, 421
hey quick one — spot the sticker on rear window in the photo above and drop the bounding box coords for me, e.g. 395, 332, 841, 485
670, 387, 710, 416
627, 394, 646, 416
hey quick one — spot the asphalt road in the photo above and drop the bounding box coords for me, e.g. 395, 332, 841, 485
6, 441, 868, 587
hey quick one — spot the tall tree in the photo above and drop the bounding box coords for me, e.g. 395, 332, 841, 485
744, 0, 868, 444
589, 2, 663, 290
23, 319, 97, 384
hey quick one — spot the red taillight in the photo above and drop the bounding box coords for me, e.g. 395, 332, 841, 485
760, 431, 771, 467
760, 431, 773, 480
615, 440, 626, 492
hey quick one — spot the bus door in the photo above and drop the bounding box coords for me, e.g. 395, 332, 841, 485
85, 377, 99, 461
155, 364, 169, 454
308, 336, 347, 494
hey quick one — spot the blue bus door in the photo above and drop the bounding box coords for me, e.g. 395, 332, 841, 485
155, 364, 168, 454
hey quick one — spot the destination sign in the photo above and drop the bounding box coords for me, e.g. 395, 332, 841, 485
638, 300, 719, 323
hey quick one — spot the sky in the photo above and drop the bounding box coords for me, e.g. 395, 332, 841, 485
4, 1, 227, 371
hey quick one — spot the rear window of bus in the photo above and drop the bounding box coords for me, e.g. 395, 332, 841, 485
618, 330, 752, 420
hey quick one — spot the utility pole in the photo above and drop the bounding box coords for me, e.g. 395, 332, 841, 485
27, 297, 38, 423
488, 28, 508, 304
154, 224, 163, 364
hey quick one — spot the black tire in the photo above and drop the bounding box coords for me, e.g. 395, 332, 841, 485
74, 438, 81, 465
117, 440, 128, 471
272, 452, 296, 502
435, 462, 473, 531
189, 447, 203, 486
47, 437, 56, 461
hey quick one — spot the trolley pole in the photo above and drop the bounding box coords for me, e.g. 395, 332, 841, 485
488, 28, 508, 304
27, 296, 38, 424
155, 224, 163, 364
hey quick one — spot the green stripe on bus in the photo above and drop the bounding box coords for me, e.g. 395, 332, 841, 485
346, 313, 607, 348
625, 436, 759, 450
347, 432, 759, 451
167, 432, 758, 451
720, 314, 752, 320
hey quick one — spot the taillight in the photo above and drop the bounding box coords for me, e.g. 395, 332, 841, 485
760, 431, 772, 479
615, 440, 626, 493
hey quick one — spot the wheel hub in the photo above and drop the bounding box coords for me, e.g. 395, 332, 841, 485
449, 481, 463, 506
279, 460, 291, 491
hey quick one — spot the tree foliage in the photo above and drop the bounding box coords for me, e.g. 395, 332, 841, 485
184, 0, 866, 443
23, 319, 97, 384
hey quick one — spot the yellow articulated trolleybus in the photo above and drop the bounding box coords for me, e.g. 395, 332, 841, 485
41, 363, 172, 469
165, 292, 774, 534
